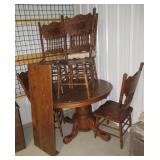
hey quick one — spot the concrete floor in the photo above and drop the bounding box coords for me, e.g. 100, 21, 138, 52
16, 109, 130, 156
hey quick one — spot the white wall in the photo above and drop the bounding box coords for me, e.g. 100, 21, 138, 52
74, 4, 144, 123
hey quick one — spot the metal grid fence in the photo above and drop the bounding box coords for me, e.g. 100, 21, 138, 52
15, 4, 74, 97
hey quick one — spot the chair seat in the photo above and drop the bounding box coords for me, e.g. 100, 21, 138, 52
68, 50, 96, 60
68, 52, 89, 59
94, 100, 133, 123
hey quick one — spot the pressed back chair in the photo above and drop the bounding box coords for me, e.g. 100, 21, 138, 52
63, 8, 98, 60
94, 62, 144, 149
38, 20, 68, 98
59, 8, 98, 97
38, 19, 66, 61
63, 13, 93, 59
16, 71, 64, 137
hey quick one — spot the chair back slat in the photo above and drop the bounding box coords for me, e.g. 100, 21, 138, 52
38, 20, 65, 58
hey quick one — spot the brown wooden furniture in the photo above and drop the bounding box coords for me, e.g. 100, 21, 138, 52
59, 8, 98, 97
37, 8, 98, 99
94, 62, 144, 149
28, 63, 112, 155
16, 71, 64, 137
38, 18, 68, 98
38, 18, 66, 61
15, 102, 26, 152
60, 60, 91, 97
63, 10, 97, 60
55, 79, 112, 144
16, 72, 30, 99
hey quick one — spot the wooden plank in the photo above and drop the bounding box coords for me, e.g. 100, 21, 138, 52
28, 64, 56, 156
15, 52, 64, 65
16, 18, 61, 26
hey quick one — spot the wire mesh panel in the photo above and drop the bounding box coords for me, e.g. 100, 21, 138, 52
15, 4, 74, 97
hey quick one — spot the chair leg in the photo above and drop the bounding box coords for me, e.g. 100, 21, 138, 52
57, 65, 61, 98
94, 117, 99, 138
55, 112, 63, 138
119, 122, 123, 149
84, 73, 90, 97
58, 122, 63, 138
93, 58, 98, 79
68, 65, 73, 89
88, 61, 94, 83
83, 64, 90, 98
60, 109, 65, 124
129, 114, 132, 127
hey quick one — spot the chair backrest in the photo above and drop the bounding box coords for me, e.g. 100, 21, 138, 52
16, 71, 30, 100
63, 8, 97, 58
38, 19, 66, 60
119, 62, 144, 110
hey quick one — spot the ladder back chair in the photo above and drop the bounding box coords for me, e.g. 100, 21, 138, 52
94, 62, 144, 149
16, 71, 64, 137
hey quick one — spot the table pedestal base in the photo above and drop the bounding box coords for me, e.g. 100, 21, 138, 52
63, 105, 110, 144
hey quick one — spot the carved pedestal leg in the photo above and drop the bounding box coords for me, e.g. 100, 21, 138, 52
63, 105, 110, 144
63, 114, 79, 144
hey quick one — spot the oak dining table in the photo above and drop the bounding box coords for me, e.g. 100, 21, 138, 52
54, 79, 112, 144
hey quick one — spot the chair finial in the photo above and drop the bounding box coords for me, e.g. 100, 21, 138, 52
139, 62, 144, 71
93, 7, 96, 15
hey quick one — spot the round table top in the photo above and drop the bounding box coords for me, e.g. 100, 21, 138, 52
54, 79, 112, 109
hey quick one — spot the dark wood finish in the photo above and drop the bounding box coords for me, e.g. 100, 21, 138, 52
55, 79, 112, 109
63, 8, 98, 59
28, 64, 57, 155
59, 8, 98, 97
16, 72, 30, 99
63, 8, 98, 60
38, 19, 67, 98
91, 8, 98, 55
38, 19, 66, 61
63, 13, 93, 57
53, 79, 113, 144
94, 62, 144, 149
15, 102, 26, 152
16, 71, 64, 138
38, 8, 98, 98
28, 63, 112, 149
61, 61, 90, 97
63, 105, 111, 144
